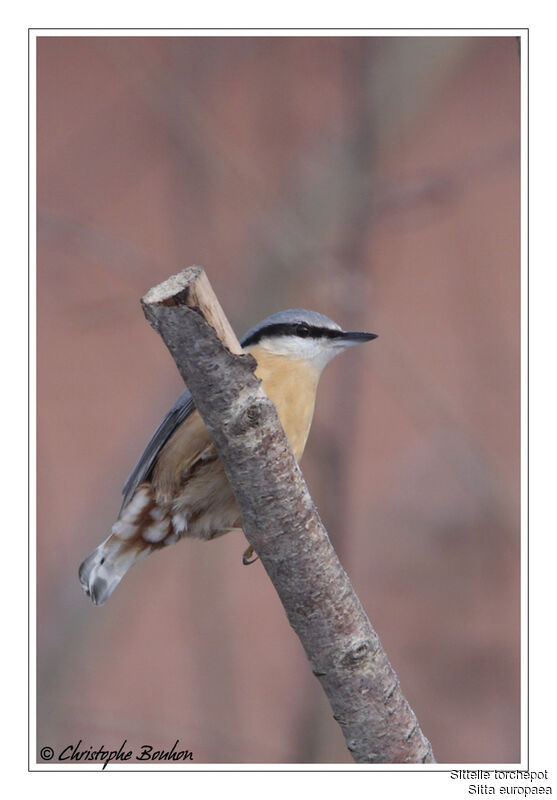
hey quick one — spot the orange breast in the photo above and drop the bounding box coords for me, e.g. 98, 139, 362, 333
153, 345, 319, 507
248, 345, 319, 461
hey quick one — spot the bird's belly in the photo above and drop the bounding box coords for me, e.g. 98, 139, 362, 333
170, 457, 241, 540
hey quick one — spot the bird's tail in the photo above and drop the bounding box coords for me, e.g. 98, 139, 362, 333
78, 533, 152, 605
79, 484, 180, 605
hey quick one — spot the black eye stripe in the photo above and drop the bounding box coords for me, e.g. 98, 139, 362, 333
241, 323, 342, 349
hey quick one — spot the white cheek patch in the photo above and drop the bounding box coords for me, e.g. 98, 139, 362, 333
259, 334, 341, 372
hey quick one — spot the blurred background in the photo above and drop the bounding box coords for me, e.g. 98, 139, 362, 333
36, 34, 521, 764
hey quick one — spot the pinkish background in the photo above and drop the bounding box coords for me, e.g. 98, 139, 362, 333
36, 35, 520, 764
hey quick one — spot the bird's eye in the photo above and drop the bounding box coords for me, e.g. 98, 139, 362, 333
296, 323, 310, 337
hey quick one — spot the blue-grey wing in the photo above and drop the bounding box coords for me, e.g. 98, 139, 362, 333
120, 389, 195, 511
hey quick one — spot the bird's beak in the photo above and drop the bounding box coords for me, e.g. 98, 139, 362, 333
339, 330, 378, 346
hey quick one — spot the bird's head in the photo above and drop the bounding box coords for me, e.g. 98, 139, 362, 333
241, 309, 377, 373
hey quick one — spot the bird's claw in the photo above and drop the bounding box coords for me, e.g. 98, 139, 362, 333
242, 545, 259, 565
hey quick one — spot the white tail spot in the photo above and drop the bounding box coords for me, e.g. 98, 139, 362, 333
122, 486, 151, 523
143, 520, 169, 543
172, 512, 188, 533
150, 505, 167, 522
111, 520, 137, 540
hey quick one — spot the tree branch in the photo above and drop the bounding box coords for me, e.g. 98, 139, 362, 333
141, 265, 435, 764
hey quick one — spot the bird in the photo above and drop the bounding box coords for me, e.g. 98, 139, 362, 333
79, 309, 377, 605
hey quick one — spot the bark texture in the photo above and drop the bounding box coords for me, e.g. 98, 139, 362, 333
141, 266, 435, 764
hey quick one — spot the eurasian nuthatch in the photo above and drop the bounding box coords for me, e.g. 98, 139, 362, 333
79, 309, 377, 604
